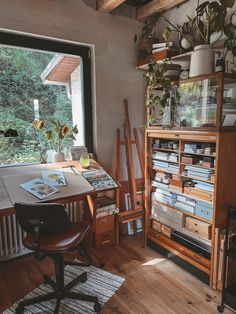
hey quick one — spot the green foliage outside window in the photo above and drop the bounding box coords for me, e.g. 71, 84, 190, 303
0, 46, 74, 165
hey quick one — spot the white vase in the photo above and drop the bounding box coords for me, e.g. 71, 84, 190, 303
189, 45, 214, 77
52, 152, 65, 163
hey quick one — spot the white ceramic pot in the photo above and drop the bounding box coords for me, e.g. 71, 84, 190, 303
52, 152, 65, 163
189, 45, 214, 77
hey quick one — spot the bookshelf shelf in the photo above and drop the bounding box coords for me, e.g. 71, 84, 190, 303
153, 200, 212, 224
152, 147, 179, 153
148, 230, 211, 274
180, 163, 215, 171
180, 151, 216, 158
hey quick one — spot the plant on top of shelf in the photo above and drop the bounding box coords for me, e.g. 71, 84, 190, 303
188, 0, 234, 45
138, 14, 161, 60
223, 13, 236, 72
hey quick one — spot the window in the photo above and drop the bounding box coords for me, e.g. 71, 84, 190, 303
0, 32, 92, 166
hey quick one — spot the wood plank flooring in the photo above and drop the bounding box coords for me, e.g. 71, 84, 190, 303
0, 235, 234, 313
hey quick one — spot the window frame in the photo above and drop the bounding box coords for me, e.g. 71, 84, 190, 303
0, 31, 93, 153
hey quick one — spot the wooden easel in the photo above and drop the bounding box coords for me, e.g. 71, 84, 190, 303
115, 99, 145, 246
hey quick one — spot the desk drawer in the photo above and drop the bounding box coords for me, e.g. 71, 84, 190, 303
95, 215, 114, 235
95, 231, 115, 248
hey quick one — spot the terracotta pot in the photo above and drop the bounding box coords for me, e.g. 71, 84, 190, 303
164, 64, 181, 80
189, 45, 214, 77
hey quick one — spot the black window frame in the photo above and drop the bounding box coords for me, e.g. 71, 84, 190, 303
0, 31, 93, 153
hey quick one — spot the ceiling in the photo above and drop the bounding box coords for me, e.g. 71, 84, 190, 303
125, 0, 151, 7
97, 0, 188, 21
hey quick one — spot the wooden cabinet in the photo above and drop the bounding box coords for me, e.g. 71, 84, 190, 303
145, 128, 236, 287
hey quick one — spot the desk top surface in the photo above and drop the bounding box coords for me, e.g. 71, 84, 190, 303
0, 160, 103, 213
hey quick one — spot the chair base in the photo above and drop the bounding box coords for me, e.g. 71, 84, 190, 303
15, 261, 101, 313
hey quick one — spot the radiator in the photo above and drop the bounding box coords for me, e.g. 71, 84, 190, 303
0, 201, 84, 262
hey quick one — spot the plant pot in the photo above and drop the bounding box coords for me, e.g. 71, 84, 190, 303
52, 152, 65, 163
163, 64, 181, 80
189, 45, 214, 77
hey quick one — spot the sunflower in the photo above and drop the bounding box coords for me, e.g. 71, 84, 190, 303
61, 125, 69, 137
32, 119, 44, 129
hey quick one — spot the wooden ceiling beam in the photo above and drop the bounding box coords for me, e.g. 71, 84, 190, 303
97, 0, 126, 13
137, 0, 187, 22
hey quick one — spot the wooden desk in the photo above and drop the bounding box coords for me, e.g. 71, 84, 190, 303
0, 160, 119, 261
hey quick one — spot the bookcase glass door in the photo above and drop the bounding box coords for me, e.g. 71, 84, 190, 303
173, 78, 218, 128
222, 77, 236, 127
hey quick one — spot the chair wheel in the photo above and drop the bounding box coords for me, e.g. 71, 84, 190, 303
217, 305, 224, 313
94, 302, 102, 312
15, 305, 24, 313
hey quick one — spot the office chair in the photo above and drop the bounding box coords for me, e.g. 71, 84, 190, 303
14, 202, 101, 313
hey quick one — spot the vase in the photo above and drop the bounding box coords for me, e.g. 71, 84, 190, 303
189, 45, 214, 77
52, 151, 65, 163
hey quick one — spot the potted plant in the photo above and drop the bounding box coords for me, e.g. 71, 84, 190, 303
223, 13, 236, 72
32, 119, 78, 163
138, 14, 161, 60
146, 61, 179, 127
188, 0, 235, 77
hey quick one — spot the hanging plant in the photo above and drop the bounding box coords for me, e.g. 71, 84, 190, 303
146, 61, 178, 125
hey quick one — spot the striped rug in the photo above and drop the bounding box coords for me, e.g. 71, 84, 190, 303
4, 263, 125, 313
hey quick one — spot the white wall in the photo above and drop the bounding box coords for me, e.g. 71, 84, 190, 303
0, 0, 145, 179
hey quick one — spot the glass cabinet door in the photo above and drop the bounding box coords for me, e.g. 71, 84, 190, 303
173, 78, 218, 128
222, 77, 236, 127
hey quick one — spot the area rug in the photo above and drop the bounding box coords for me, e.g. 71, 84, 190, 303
4, 263, 125, 313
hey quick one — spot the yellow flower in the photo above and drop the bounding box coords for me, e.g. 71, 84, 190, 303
61, 125, 69, 137
32, 119, 44, 129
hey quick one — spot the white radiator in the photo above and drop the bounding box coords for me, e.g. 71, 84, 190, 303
0, 201, 84, 262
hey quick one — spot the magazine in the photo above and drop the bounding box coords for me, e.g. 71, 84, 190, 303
20, 178, 59, 200
42, 170, 66, 186
82, 169, 118, 191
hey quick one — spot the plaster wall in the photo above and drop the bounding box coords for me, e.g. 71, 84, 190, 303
0, 0, 145, 179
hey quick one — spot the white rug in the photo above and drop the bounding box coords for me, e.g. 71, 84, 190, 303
4, 264, 125, 313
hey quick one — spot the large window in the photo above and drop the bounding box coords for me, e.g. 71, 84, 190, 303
0, 33, 92, 166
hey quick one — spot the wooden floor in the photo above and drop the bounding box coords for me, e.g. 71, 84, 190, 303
0, 235, 234, 314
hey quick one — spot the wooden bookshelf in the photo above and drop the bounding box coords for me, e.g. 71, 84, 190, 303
145, 128, 236, 289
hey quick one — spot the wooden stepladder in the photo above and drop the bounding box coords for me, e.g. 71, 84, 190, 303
115, 99, 146, 246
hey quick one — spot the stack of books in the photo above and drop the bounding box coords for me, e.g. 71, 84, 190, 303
152, 151, 169, 161
153, 160, 179, 173
193, 180, 214, 193
96, 196, 119, 218
184, 165, 214, 181
152, 188, 174, 206
152, 42, 174, 54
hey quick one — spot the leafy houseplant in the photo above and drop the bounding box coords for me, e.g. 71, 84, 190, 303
188, 0, 235, 77
32, 119, 78, 162
223, 13, 236, 71
146, 61, 178, 126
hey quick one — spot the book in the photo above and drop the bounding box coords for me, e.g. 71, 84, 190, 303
42, 170, 66, 186
82, 169, 118, 191
20, 178, 59, 200
152, 47, 175, 54
152, 42, 173, 49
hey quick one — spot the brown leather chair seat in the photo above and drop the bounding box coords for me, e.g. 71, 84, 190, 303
24, 221, 90, 253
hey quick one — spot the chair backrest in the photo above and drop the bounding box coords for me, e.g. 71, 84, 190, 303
14, 202, 71, 236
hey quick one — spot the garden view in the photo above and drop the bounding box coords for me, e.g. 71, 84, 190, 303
0, 46, 74, 166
